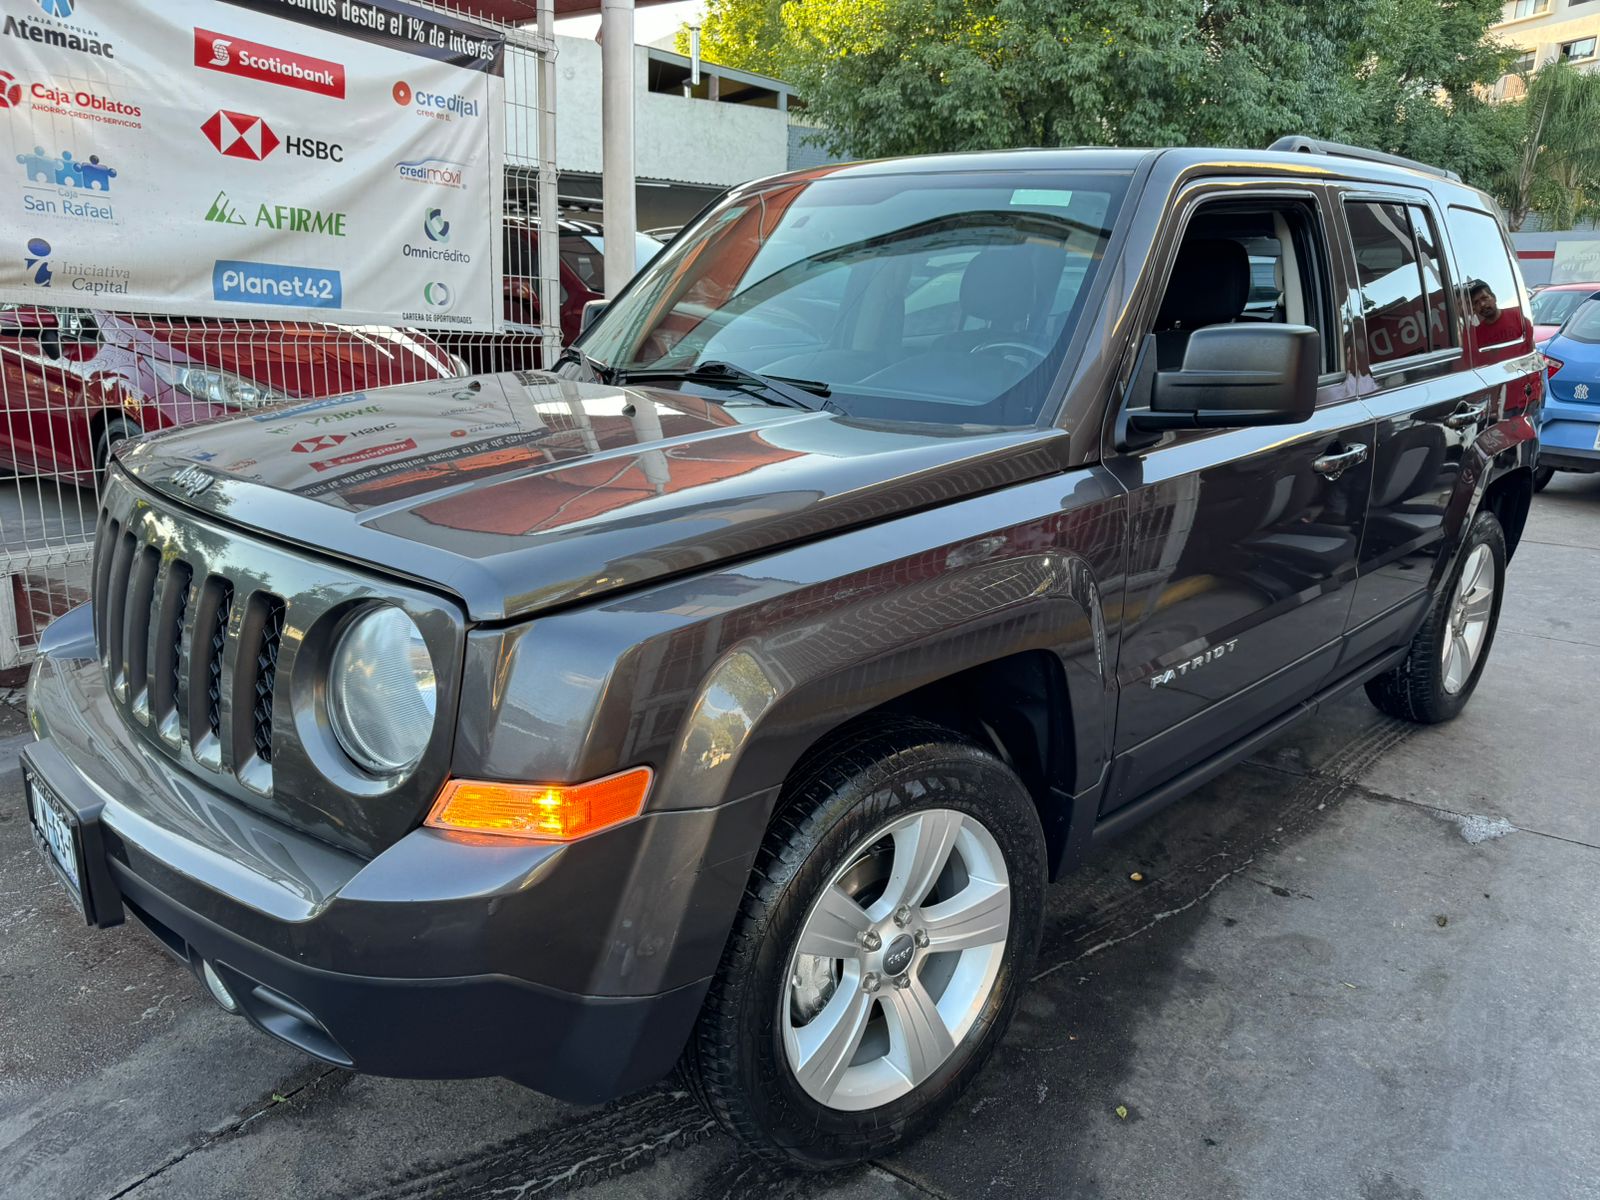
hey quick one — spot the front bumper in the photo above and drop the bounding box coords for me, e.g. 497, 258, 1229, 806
25, 606, 763, 1103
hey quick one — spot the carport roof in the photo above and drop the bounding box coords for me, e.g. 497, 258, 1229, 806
436, 0, 680, 21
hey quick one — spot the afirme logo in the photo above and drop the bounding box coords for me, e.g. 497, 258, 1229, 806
193, 28, 345, 99
213, 259, 342, 308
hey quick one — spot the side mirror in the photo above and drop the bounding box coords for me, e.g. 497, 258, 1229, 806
1127, 324, 1319, 436
580, 299, 607, 335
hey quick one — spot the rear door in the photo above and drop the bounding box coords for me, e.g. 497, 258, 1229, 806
1100, 182, 1375, 813
1340, 194, 1525, 664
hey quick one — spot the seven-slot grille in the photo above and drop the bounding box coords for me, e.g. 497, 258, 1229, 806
92, 504, 285, 790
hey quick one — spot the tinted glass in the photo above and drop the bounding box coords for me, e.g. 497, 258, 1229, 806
1533, 288, 1596, 327
1560, 297, 1600, 344
1347, 201, 1430, 365
1408, 207, 1454, 349
1446, 205, 1532, 363
579, 171, 1129, 425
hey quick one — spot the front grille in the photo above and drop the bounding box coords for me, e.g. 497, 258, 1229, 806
252, 597, 285, 763
92, 496, 285, 790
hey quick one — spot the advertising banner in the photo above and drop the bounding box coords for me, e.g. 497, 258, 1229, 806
0, 0, 505, 328
1551, 239, 1600, 285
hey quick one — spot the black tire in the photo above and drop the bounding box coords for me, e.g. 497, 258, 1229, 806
1365, 509, 1506, 724
1532, 465, 1556, 493
93, 416, 140, 482
681, 718, 1046, 1169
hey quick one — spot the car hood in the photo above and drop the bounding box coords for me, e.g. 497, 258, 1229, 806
116, 371, 1070, 620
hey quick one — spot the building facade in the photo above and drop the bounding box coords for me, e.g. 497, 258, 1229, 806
1490, 0, 1600, 99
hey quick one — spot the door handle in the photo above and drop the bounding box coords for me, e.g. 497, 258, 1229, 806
1443, 402, 1488, 430
1313, 442, 1369, 481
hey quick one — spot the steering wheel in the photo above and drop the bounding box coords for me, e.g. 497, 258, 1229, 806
969, 340, 1048, 368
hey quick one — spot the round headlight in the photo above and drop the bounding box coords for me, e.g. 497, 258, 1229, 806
328, 607, 436, 775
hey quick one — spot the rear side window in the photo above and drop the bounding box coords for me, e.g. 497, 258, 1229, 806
1444, 206, 1532, 364
1345, 201, 1454, 367
1559, 297, 1600, 344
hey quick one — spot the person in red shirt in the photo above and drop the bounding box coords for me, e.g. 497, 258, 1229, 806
1467, 279, 1526, 352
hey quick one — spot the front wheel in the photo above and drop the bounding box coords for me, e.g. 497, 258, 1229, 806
683, 720, 1046, 1169
1366, 510, 1506, 724
1533, 465, 1555, 493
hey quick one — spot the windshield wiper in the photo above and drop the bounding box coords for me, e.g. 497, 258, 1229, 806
620, 360, 835, 413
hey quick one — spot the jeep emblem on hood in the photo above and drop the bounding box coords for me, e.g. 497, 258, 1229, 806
172, 464, 215, 498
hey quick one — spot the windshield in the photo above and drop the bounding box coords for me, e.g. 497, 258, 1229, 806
579, 170, 1129, 425
1534, 288, 1597, 328
1559, 297, 1600, 344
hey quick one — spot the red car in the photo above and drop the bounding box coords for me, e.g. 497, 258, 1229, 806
1531, 280, 1600, 342
0, 306, 461, 479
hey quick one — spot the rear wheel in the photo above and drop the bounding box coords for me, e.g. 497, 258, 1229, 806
1366, 510, 1506, 724
683, 720, 1046, 1169
1533, 465, 1555, 493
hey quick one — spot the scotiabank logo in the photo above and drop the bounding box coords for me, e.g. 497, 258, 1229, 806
194, 28, 345, 99
201, 110, 343, 163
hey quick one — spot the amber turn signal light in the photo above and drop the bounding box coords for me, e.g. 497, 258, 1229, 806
426, 768, 653, 841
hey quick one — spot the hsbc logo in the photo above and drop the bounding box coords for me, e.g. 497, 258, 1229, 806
201, 110, 342, 162
194, 28, 346, 100
293, 434, 346, 453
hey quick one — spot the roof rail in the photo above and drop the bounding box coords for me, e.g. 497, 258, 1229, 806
1266, 136, 1461, 183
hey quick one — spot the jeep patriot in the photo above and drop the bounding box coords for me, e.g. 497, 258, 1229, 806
24, 139, 1541, 1167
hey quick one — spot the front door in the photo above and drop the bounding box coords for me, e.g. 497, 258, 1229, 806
1100, 184, 1373, 812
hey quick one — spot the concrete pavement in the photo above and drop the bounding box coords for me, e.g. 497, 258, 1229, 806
2, 476, 1597, 1200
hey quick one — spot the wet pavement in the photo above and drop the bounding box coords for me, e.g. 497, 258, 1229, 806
2, 476, 1597, 1200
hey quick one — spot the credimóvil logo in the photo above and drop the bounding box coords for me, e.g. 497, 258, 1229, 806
213, 259, 343, 309
395, 157, 466, 190
24, 236, 51, 285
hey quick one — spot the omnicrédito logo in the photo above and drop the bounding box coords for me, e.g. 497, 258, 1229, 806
194, 29, 345, 100
213, 259, 343, 309
424, 208, 450, 243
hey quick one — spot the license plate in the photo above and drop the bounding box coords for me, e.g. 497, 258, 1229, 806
1592, 426, 1600, 451
27, 772, 86, 914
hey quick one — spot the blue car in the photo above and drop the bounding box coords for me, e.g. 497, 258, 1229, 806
1537, 290, 1600, 490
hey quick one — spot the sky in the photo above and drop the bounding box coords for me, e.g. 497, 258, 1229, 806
555, 1, 705, 46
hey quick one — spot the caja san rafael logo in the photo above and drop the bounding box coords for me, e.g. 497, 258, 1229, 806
17, 147, 116, 191
194, 29, 346, 100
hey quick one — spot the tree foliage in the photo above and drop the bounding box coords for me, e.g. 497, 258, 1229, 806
1491, 60, 1600, 230
681, 0, 1556, 201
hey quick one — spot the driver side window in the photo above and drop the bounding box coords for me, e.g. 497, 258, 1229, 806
1152, 198, 1340, 378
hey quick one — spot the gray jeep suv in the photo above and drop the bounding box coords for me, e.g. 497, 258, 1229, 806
25, 141, 1541, 1168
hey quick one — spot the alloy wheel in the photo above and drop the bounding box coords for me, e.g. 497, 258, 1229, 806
781, 808, 1011, 1111
1441, 543, 1496, 695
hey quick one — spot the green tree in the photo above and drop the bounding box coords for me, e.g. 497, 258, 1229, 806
680, 0, 1535, 201
1492, 60, 1600, 230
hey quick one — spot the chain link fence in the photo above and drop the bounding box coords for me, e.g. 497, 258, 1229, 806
0, 2, 563, 668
